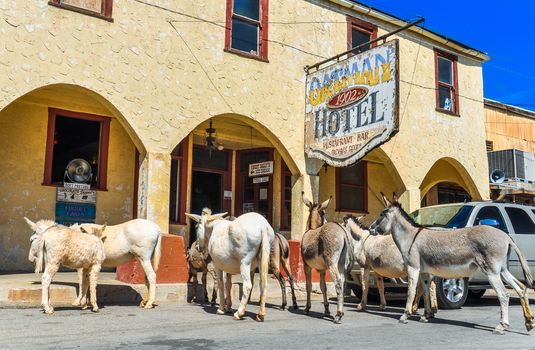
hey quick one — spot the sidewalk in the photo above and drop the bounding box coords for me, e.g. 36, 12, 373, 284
0, 272, 335, 308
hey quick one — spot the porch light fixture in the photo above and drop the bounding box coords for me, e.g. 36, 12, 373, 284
205, 119, 223, 157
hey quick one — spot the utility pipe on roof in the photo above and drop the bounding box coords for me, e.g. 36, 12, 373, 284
327, 0, 490, 62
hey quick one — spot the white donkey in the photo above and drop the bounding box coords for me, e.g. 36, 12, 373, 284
71, 219, 162, 309
185, 208, 274, 322
26, 219, 105, 314
26, 217, 162, 309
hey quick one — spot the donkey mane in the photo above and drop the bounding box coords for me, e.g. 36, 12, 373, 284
391, 202, 425, 228
343, 214, 369, 230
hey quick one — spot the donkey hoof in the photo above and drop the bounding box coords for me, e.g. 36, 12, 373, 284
324, 311, 331, 317
72, 299, 81, 306
81, 304, 88, 310
379, 304, 386, 311
91, 307, 99, 313
143, 303, 154, 309
44, 307, 54, 315
525, 321, 534, 332
356, 304, 365, 312
304, 308, 310, 315
292, 304, 298, 310
493, 327, 506, 335
256, 314, 265, 322
419, 316, 428, 323
399, 314, 409, 324
333, 315, 343, 324
281, 303, 286, 311
139, 300, 147, 308
233, 311, 244, 320
216, 309, 225, 315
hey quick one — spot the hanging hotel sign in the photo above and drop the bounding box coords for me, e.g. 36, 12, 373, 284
249, 161, 274, 177
305, 39, 399, 167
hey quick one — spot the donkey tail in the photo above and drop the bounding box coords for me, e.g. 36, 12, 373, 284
260, 226, 272, 289
510, 238, 533, 288
35, 238, 46, 274
275, 232, 290, 260
152, 229, 163, 273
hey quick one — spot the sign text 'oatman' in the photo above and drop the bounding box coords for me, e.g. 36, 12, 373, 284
305, 40, 399, 167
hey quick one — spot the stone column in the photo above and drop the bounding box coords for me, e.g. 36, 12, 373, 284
137, 152, 171, 233
398, 187, 421, 215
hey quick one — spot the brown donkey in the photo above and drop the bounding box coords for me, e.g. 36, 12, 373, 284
186, 240, 217, 305
301, 193, 354, 324
271, 233, 298, 310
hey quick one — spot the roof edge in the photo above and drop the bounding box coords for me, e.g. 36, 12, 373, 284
484, 98, 535, 119
327, 0, 490, 62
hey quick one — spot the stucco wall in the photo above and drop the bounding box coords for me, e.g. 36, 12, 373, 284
0, 0, 489, 265
0, 97, 135, 271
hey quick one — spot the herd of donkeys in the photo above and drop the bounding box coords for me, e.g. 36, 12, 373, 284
24, 192, 534, 335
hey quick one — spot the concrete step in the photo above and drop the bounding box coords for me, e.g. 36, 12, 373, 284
0, 272, 335, 309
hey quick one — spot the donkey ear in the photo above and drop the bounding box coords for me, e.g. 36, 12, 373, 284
301, 192, 313, 208
319, 196, 332, 211
185, 213, 201, 223
392, 192, 398, 203
24, 217, 38, 232
380, 192, 391, 207
208, 212, 228, 222
80, 227, 88, 233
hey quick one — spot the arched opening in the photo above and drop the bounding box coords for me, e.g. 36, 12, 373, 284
0, 84, 144, 272
167, 114, 301, 246
420, 157, 480, 207
318, 147, 406, 226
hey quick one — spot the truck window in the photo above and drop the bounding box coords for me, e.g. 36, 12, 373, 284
505, 207, 535, 235
474, 206, 508, 233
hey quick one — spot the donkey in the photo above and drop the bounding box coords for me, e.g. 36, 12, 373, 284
26, 220, 105, 314
344, 215, 436, 314
70, 219, 162, 309
301, 193, 354, 324
374, 193, 534, 334
270, 233, 298, 310
185, 208, 274, 322
186, 240, 217, 305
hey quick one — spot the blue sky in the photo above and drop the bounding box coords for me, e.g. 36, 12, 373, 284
354, 0, 535, 112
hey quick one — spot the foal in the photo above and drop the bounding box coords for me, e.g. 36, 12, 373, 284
301, 193, 354, 324
186, 240, 217, 305
375, 193, 534, 334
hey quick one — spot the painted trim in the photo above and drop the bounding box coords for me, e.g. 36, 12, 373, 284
434, 48, 460, 116
48, 0, 113, 22
346, 16, 378, 51
43, 108, 110, 191
280, 161, 292, 230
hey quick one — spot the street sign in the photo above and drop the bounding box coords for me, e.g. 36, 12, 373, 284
252, 176, 269, 184
249, 161, 273, 177
57, 187, 96, 204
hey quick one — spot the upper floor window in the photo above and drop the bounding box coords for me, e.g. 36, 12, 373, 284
43, 108, 110, 190
225, 0, 269, 61
435, 49, 459, 115
48, 0, 113, 21
347, 17, 377, 52
336, 161, 368, 213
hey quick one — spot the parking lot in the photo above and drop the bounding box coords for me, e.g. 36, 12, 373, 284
2, 293, 534, 350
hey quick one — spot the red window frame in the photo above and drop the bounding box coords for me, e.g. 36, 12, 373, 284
43, 108, 110, 191
169, 139, 190, 225
434, 49, 459, 115
347, 17, 378, 52
280, 162, 292, 230
48, 0, 113, 21
225, 0, 269, 61
335, 161, 368, 213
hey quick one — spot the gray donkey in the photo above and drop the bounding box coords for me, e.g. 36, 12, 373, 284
374, 193, 534, 334
301, 193, 354, 324
344, 215, 436, 314
270, 233, 298, 310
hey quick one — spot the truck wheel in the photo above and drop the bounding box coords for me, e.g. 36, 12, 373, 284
434, 277, 469, 309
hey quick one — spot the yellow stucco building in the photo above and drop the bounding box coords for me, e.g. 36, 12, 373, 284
0, 0, 490, 271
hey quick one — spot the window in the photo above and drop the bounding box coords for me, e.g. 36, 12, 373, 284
44, 108, 110, 190
225, 0, 269, 60
48, 0, 113, 20
280, 163, 292, 230
505, 207, 535, 235
474, 206, 507, 232
347, 17, 377, 52
435, 49, 459, 114
336, 161, 367, 212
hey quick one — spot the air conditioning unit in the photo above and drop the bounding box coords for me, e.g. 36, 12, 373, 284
487, 149, 535, 182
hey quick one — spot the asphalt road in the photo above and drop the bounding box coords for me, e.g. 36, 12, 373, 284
1, 295, 534, 350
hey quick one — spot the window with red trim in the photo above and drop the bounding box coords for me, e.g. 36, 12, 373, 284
435, 49, 459, 114
43, 108, 110, 190
347, 17, 378, 52
48, 0, 113, 21
169, 140, 189, 224
336, 161, 367, 212
225, 0, 269, 60
280, 163, 292, 230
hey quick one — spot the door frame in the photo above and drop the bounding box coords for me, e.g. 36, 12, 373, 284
235, 147, 274, 223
